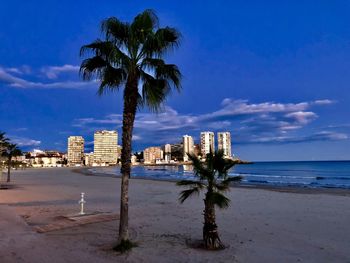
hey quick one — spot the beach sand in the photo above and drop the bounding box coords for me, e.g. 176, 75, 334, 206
0, 167, 349, 263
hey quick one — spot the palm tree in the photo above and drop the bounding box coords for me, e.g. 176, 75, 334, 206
0, 132, 9, 154
0, 132, 9, 172
2, 143, 22, 183
177, 151, 242, 250
80, 9, 181, 247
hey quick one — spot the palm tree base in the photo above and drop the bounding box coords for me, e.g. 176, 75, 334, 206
203, 225, 225, 250
113, 239, 137, 253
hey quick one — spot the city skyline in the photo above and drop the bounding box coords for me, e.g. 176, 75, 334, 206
1, 1, 350, 161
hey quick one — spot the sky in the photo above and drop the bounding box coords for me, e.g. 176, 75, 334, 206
1, 0, 350, 161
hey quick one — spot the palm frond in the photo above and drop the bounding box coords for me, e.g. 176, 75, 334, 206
80, 56, 108, 81
80, 40, 114, 58
214, 176, 242, 191
97, 67, 127, 95
141, 58, 181, 91
176, 180, 205, 188
178, 187, 201, 203
207, 192, 230, 209
2, 143, 22, 157
212, 150, 238, 178
142, 27, 181, 57
140, 71, 171, 112
131, 9, 158, 37
187, 153, 213, 180
101, 17, 129, 47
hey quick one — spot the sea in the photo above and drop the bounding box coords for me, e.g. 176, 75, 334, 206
89, 161, 350, 189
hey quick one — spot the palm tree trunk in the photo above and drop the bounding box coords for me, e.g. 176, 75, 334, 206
7, 157, 11, 183
118, 77, 139, 243
203, 194, 224, 249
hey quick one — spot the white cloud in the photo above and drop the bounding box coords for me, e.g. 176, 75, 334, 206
244, 131, 348, 144
0, 65, 94, 89
12, 137, 41, 147
313, 99, 336, 105
285, 111, 318, 124
41, 64, 80, 79
0, 66, 92, 89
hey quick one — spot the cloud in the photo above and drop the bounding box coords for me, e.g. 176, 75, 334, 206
0, 65, 93, 89
285, 111, 318, 124
4, 65, 31, 75
41, 64, 80, 79
11, 137, 41, 147
241, 131, 348, 144
313, 99, 336, 105
72, 98, 342, 146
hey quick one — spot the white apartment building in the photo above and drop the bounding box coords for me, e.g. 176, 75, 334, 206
218, 132, 232, 158
67, 136, 84, 166
164, 144, 171, 163
183, 135, 194, 162
200, 131, 215, 157
93, 130, 119, 165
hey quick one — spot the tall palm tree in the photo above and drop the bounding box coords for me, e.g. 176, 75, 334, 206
177, 151, 242, 250
0, 132, 9, 154
2, 143, 22, 183
80, 10, 181, 246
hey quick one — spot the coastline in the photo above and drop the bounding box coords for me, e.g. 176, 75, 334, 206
74, 167, 350, 197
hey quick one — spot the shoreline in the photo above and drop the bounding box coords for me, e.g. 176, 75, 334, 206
74, 167, 350, 197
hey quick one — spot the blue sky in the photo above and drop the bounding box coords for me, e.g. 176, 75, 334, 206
1, 0, 350, 161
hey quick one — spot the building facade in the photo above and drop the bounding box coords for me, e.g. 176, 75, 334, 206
183, 135, 194, 162
164, 144, 171, 163
67, 136, 84, 166
218, 132, 232, 158
84, 152, 94, 166
200, 131, 215, 157
143, 147, 163, 164
93, 130, 119, 165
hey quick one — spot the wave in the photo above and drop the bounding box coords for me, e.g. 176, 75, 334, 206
245, 179, 350, 189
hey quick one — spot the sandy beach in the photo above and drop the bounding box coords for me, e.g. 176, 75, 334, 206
0, 167, 349, 263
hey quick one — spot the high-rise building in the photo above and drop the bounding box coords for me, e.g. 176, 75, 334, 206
183, 135, 194, 162
164, 144, 171, 163
200, 131, 215, 157
93, 130, 119, 165
143, 147, 163, 164
218, 132, 232, 158
170, 143, 183, 161
67, 136, 84, 166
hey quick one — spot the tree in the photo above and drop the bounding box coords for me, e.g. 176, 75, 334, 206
0, 132, 9, 154
0, 132, 9, 173
2, 143, 22, 183
177, 151, 242, 250
80, 9, 181, 247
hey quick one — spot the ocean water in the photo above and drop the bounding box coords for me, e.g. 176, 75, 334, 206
90, 161, 350, 189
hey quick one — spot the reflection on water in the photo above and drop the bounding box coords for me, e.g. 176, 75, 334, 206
183, 165, 193, 172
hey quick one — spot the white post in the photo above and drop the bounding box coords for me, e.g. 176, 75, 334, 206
79, 192, 86, 215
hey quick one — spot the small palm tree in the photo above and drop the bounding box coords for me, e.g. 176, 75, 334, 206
177, 151, 242, 250
80, 9, 181, 247
2, 143, 22, 183
0, 132, 9, 173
